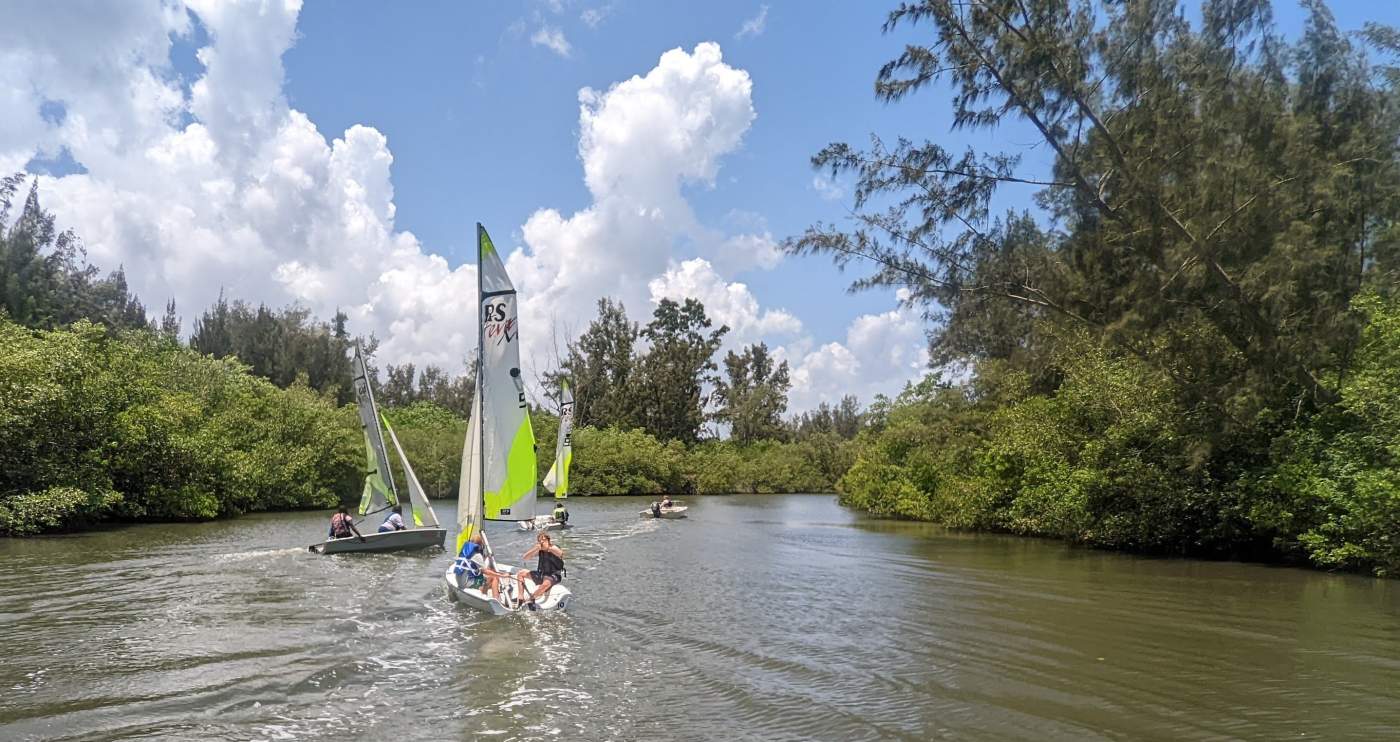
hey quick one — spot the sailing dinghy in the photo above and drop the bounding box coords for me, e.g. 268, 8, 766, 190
520, 380, 573, 531
443, 225, 573, 613
310, 344, 447, 554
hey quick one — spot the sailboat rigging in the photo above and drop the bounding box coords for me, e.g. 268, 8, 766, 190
444, 224, 573, 613
521, 380, 574, 531
309, 343, 447, 554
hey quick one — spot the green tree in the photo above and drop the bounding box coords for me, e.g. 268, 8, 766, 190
715, 342, 791, 443
550, 298, 640, 429
788, 0, 1400, 438
634, 298, 728, 444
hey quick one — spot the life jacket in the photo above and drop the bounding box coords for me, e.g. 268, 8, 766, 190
553, 507, 568, 523
330, 512, 353, 537
453, 541, 485, 578
537, 549, 564, 576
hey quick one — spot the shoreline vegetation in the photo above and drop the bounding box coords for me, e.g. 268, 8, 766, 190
0, 313, 847, 536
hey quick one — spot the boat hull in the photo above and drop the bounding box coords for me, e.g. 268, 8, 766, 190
443, 564, 573, 614
640, 506, 688, 519
518, 515, 570, 531
310, 527, 446, 554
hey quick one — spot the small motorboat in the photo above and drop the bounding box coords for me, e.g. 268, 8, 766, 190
640, 503, 688, 519
518, 514, 570, 531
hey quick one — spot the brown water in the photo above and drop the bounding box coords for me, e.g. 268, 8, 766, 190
0, 494, 1397, 741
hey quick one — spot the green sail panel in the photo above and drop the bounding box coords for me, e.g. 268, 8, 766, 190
543, 380, 573, 499
359, 428, 394, 515
383, 415, 440, 528
352, 343, 397, 514
476, 224, 537, 522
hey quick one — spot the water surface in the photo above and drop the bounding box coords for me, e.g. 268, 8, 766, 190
1, 495, 1397, 740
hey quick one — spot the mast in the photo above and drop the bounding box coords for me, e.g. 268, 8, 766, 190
476, 223, 487, 544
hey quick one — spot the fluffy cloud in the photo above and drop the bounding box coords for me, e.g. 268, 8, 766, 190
2, 2, 928, 411
783, 291, 930, 412
508, 42, 767, 354
3, 0, 476, 369
648, 258, 801, 347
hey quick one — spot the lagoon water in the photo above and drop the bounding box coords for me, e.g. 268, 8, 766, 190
1, 494, 1397, 740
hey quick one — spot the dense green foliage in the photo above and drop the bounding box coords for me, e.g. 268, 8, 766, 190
566, 427, 850, 496
373, 410, 854, 499
0, 317, 359, 535
382, 402, 467, 499
798, 0, 1400, 576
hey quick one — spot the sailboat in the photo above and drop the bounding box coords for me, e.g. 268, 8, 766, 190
520, 380, 573, 531
309, 343, 447, 554
443, 224, 573, 614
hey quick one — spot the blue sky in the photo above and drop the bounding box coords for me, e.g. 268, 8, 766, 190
5, 1, 1399, 411
282, 1, 944, 329
278, 0, 1400, 335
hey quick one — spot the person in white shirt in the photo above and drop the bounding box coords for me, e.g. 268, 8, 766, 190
377, 506, 406, 533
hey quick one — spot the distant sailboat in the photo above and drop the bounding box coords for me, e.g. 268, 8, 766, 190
521, 380, 573, 531
444, 224, 573, 613
310, 343, 446, 554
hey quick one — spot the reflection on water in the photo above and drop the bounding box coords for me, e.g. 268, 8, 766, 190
1, 495, 1397, 740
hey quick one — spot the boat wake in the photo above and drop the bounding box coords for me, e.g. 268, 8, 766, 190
212, 547, 304, 563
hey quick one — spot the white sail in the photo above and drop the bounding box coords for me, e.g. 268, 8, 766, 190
455, 380, 483, 553
543, 381, 573, 499
476, 224, 537, 524
351, 343, 397, 514
383, 415, 440, 528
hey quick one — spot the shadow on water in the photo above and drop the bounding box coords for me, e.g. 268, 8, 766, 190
1, 495, 1398, 741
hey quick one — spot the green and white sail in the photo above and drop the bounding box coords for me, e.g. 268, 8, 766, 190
456, 224, 536, 551
383, 415, 440, 528
352, 343, 398, 515
543, 381, 573, 499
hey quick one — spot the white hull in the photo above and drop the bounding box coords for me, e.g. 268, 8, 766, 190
518, 515, 570, 531
310, 527, 446, 554
442, 564, 573, 614
640, 506, 688, 519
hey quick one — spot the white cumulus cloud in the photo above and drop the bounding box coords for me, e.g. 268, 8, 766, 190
507, 42, 765, 362
1, 1, 927, 412
2, 0, 478, 371
648, 258, 801, 348
783, 294, 930, 412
